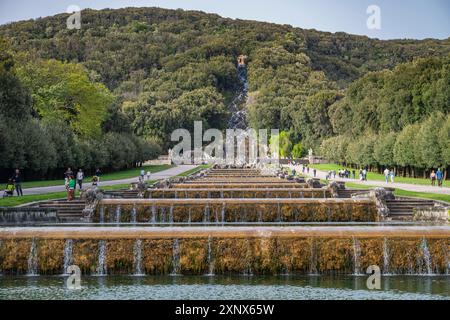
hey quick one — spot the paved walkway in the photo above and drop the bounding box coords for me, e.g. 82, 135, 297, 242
21, 165, 198, 195
285, 165, 450, 195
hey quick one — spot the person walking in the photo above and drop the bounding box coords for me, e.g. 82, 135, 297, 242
68, 175, 76, 201
313, 168, 317, 178
390, 169, 395, 183
383, 168, 390, 183
362, 169, 367, 181
146, 171, 151, 181
12, 169, 23, 196
76, 169, 84, 190
430, 170, 436, 186
436, 168, 443, 187
352, 170, 356, 180
140, 169, 145, 180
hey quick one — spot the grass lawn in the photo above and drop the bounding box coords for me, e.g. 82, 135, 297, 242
309, 163, 446, 187
344, 182, 450, 203
0, 182, 154, 207
176, 164, 211, 177
17, 164, 173, 189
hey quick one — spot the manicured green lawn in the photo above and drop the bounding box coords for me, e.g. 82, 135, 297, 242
0, 182, 155, 207
176, 165, 211, 177
344, 182, 450, 203
16, 164, 173, 189
309, 163, 446, 187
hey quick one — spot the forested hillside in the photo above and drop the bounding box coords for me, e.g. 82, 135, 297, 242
0, 7, 449, 178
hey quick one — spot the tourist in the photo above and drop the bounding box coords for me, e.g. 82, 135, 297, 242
92, 175, 99, 187
436, 168, 443, 187
352, 170, 356, 179
140, 169, 145, 180
76, 169, 84, 190
383, 168, 390, 183
68, 175, 76, 201
390, 169, 395, 183
95, 168, 101, 182
363, 169, 367, 181
313, 168, 317, 177
12, 169, 23, 196
430, 170, 436, 186
64, 167, 73, 179
146, 171, 151, 181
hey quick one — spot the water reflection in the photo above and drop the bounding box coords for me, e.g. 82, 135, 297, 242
0, 275, 448, 300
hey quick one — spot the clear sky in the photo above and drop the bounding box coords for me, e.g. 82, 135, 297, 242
0, 0, 449, 40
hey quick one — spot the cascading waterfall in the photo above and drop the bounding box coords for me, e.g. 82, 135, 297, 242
133, 239, 143, 276
420, 238, 433, 275
206, 236, 215, 276
171, 239, 181, 275
383, 238, 391, 275
131, 204, 137, 224
203, 204, 210, 223
257, 209, 263, 223
309, 239, 318, 275
99, 205, 105, 223
227, 63, 248, 130
96, 240, 107, 276
221, 204, 225, 224
115, 205, 121, 224
151, 204, 156, 223
27, 238, 38, 276
169, 205, 174, 224
63, 239, 73, 274
243, 239, 253, 276
352, 237, 361, 275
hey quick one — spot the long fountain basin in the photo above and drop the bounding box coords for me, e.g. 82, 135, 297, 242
171, 183, 308, 188
0, 226, 448, 275
96, 198, 378, 223
147, 188, 331, 199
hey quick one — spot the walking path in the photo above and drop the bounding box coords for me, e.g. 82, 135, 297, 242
285, 165, 450, 195
21, 165, 198, 195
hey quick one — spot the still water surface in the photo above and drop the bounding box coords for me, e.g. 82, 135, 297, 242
0, 275, 448, 300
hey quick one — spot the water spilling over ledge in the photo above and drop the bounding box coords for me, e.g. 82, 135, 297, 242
0, 226, 448, 275
95, 198, 378, 223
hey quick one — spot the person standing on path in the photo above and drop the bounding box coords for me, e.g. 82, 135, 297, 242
12, 169, 23, 196
146, 171, 151, 181
383, 168, 390, 183
430, 170, 436, 186
313, 168, 317, 178
95, 168, 101, 182
76, 169, 84, 190
64, 167, 73, 179
436, 168, 443, 187
140, 169, 145, 180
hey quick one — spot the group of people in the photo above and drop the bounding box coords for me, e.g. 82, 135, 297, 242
64, 167, 101, 201
430, 169, 444, 187
2, 169, 23, 197
383, 168, 396, 183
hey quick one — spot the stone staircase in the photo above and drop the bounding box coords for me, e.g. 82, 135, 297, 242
386, 199, 435, 220
38, 200, 85, 221
337, 189, 367, 198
